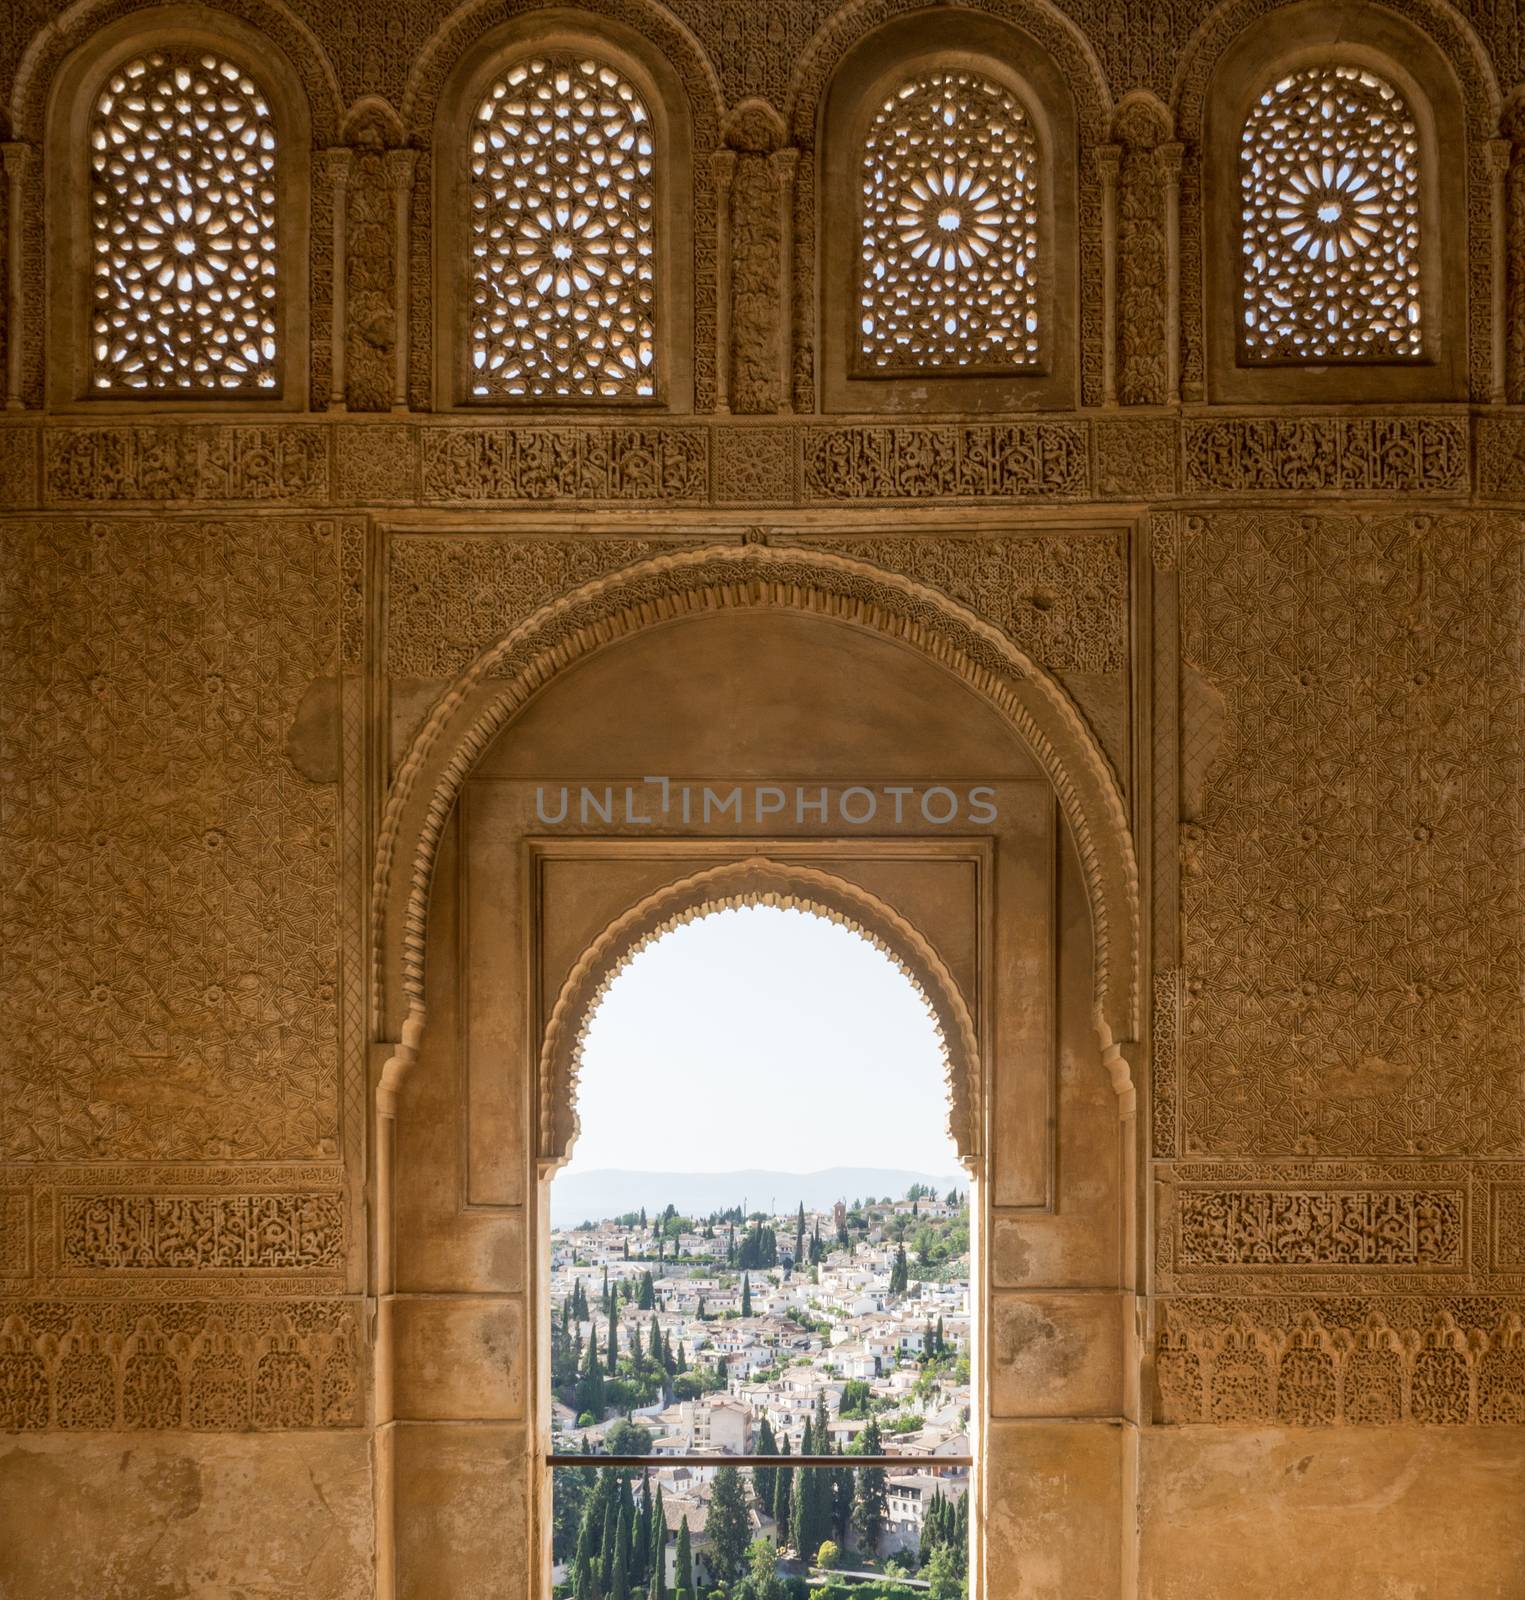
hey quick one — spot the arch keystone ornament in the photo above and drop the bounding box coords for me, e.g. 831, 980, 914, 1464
537, 860, 985, 1174
372, 542, 1141, 1116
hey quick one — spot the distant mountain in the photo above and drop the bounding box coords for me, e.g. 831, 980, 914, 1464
550, 1167, 964, 1227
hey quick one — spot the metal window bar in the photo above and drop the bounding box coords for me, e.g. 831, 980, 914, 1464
548, 1455, 974, 1469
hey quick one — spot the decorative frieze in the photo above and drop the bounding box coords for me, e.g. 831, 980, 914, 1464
0, 416, 1501, 506
1182, 416, 1468, 493
1156, 1164, 1525, 1294
1175, 1187, 1465, 1269
42, 426, 329, 504
1155, 1297, 1525, 1426
0, 1300, 362, 1431
420, 426, 709, 504
59, 1193, 344, 1273
801, 422, 1090, 502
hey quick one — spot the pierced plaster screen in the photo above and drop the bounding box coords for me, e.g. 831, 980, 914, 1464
857, 69, 1041, 374
468, 54, 657, 400
1239, 65, 1422, 361
89, 51, 279, 392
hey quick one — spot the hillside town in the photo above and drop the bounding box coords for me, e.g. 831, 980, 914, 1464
550, 1188, 972, 1600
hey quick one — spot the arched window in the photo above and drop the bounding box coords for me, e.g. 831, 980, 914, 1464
817, 13, 1077, 413
1239, 65, 1421, 361
857, 68, 1040, 374
87, 49, 279, 392
467, 53, 657, 401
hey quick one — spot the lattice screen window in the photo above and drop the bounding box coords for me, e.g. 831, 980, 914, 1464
468, 54, 657, 400
1240, 65, 1422, 361
89, 50, 279, 392
857, 68, 1040, 374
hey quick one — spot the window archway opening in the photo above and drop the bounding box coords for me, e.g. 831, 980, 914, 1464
547, 904, 975, 1600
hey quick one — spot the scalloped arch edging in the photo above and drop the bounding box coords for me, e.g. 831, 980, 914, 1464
539, 861, 984, 1175
372, 543, 1141, 1110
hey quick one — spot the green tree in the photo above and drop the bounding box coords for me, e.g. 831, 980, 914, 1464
633, 1473, 652, 1587
609, 1507, 631, 1600
889, 1245, 908, 1295
816, 1541, 840, 1572
707, 1466, 750, 1582
853, 1421, 889, 1557
675, 1519, 694, 1600
649, 1487, 667, 1600
577, 1327, 606, 1422
925, 1543, 961, 1600
740, 1273, 753, 1317
794, 1204, 806, 1265
838, 1380, 871, 1419
752, 1417, 778, 1512
772, 1437, 793, 1534
638, 1271, 656, 1311
574, 1553, 596, 1600
742, 1538, 782, 1600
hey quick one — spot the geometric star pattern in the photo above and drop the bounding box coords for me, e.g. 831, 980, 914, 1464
1180, 512, 1525, 1155
0, 517, 339, 1160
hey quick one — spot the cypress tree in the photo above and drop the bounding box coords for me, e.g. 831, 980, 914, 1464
601, 1267, 610, 1313
610, 1507, 630, 1600
639, 1271, 656, 1311
706, 1466, 749, 1582
854, 1419, 889, 1558
741, 1273, 753, 1318
649, 1486, 667, 1600
795, 1203, 806, 1265
675, 1519, 693, 1600
772, 1436, 793, 1534
575, 1553, 596, 1600
633, 1474, 652, 1586
600, 1495, 618, 1593
608, 1297, 619, 1368
753, 1417, 778, 1512
935, 1315, 945, 1355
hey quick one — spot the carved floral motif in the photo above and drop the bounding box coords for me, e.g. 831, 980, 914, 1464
1156, 1298, 1525, 1425
0, 1300, 362, 1431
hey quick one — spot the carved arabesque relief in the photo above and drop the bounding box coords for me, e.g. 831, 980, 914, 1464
1179, 511, 1525, 1157
371, 543, 1140, 1082
0, 1300, 361, 1430
0, 516, 342, 1163
539, 862, 981, 1173
1156, 1298, 1525, 1426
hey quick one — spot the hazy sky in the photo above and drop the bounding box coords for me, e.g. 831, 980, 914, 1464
560, 904, 961, 1176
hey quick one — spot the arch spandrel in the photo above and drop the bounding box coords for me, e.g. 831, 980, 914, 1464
538, 860, 984, 1176
372, 542, 1141, 1098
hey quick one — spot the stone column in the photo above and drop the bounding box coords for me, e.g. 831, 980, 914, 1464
710, 150, 737, 415
384, 149, 419, 413
769, 149, 799, 415
1486, 137, 1512, 405
1156, 142, 1184, 407
2, 142, 31, 411
320, 148, 353, 412
1096, 144, 1122, 409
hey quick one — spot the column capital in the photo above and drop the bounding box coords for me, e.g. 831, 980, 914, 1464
318, 146, 354, 188
383, 147, 419, 191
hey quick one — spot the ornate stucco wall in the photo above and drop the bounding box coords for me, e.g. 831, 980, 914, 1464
2, 0, 1524, 1596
